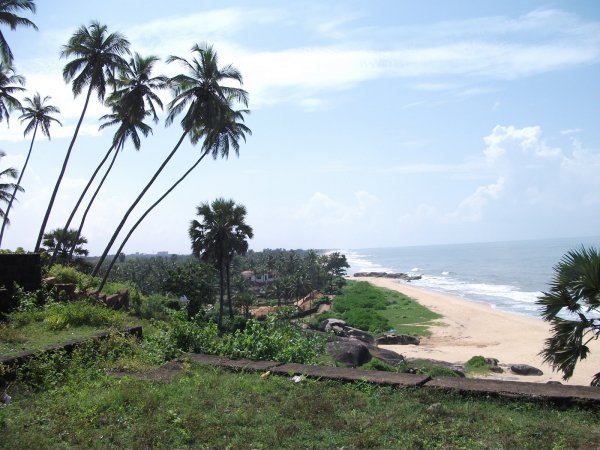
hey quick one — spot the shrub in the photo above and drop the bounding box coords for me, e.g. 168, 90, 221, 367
135, 294, 181, 321
341, 308, 390, 333
465, 355, 491, 374
360, 359, 398, 372
44, 301, 126, 330
47, 264, 95, 292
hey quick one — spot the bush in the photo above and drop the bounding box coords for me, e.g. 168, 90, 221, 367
135, 294, 181, 321
44, 301, 126, 330
465, 355, 491, 374
360, 359, 398, 372
47, 264, 95, 292
342, 308, 390, 333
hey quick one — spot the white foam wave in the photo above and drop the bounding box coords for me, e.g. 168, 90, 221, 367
342, 250, 394, 275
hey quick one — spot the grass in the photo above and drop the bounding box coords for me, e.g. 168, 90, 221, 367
323, 281, 442, 336
2, 362, 599, 449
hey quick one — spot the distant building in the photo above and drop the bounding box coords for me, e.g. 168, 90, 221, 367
241, 270, 276, 283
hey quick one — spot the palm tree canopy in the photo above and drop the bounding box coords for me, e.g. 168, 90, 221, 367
0, 61, 24, 125
99, 99, 153, 151
61, 21, 130, 100
166, 43, 248, 135
189, 198, 254, 266
42, 227, 89, 259
0, 150, 24, 222
0, 0, 37, 64
19, 92, 62, 138
106, 52, 168, 123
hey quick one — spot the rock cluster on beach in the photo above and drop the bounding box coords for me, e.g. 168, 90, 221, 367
352, 272, 422, 281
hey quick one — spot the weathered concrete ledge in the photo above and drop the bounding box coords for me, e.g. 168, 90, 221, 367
0, 325, 143, 370
182, 354, 600, 406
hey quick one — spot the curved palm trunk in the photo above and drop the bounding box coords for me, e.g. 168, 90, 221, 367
66, 145, 120, 261
92, 131, 188, 277
226, 262, 233, 318
49, 144, 116, 264
34, 85, 93, 252
0, 123, 37, 247
96, 150, 208, 291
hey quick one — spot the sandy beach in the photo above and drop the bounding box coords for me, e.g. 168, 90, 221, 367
354, 277, 599, 386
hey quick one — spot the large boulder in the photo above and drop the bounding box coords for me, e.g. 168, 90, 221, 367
342, 326, 375, 344
318, 318, 346, 332
510, 364, 543, 376
368, 346, 405, 366
327, 338, 372, 367
376, 334, 420, 346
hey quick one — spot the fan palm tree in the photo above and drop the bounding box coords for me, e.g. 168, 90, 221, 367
0, 93, 61, 246
51, 53, 166, 263
0, 150, 23, 226
0, 0, 37, 65
42, 227, 88, 262
34, 21, 130, 252
537, 246, 600, 386
189, 198, 253, 328
0, 62, 24, 125
96, 102, 251, 292
92, 43, 248, 277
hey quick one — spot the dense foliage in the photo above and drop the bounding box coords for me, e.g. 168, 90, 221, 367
537, 246, 600, 385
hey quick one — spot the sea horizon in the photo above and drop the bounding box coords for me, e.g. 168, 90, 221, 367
340, 235, 600, 319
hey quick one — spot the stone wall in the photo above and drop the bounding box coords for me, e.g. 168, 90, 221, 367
0, 253, 42, 315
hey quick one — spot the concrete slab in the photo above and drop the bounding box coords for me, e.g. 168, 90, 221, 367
272, 363, 430, 387
187, 353, 281, 372
427, 376, 600, 404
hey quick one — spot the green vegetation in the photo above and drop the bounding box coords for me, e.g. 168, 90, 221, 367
537, 246, 600, 386
465, 355, 492, 375
318, 281, 441, 335
1, 352, 599, 449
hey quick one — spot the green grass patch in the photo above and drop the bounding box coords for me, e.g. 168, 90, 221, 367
2, 361, 599, 449
465, 355, 492, 375
324, 281, 441, 335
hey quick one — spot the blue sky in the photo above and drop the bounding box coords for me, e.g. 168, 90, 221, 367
1, 0, 599, 254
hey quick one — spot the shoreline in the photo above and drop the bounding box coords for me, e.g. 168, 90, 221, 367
353, 277, 599, 386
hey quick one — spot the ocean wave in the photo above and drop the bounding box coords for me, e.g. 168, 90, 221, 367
343, 250, 394, 275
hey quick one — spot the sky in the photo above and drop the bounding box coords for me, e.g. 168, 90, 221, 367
1, 0, 599, 255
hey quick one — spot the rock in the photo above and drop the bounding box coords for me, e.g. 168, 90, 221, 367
353, 272, 422, 281
376, 334, 420, 346
327, 339, 372, 367
342, 326, 375, 344
547, 381, 562, 385
490, 366, 504, 373
368, 346, 405, 366
510, 364, 543, 376
485, 358, 500, 367
318, 318, 346, 332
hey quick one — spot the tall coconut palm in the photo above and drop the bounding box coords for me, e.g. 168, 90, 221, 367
0, 150, 23, 225
51, 53, 166, 263
0, 93, 61, 246
0, 62, 24, 125
96, 103, 251, 292
34, 21, 130, 252
92, 43, 248, 277
0, 0, 37, 65
189, 198, 253, 328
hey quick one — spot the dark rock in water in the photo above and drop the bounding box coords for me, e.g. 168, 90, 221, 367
318, 318, 346, 332
342, 326, 375, 344
511, 364, 543, 376
368, 346, 405, 366
376, 334, 420, 346
353, 272, 422, 281
327, 339, 372, 367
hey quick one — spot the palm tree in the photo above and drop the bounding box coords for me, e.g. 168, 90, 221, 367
52, 53, 166, 263
34, 21, 130, 252
0, 93, 61, 246
0, 0, 37, 65
41, 227, 88, 262
92, 43, 248, 277
96, 102, 251, 292
189, 198, 253, 328
0, 150, 23, 226
537, 246, 600, 386
0, 62, 24, 125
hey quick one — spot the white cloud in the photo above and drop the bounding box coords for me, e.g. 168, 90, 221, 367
447, 177, 505, 222
294, 190, 379, 226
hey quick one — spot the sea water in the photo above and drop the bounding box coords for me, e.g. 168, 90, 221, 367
342, 236, 600, 319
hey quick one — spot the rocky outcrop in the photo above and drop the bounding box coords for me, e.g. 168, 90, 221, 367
511, 364, 544, 376
353, 272, 422, 281
327, 339, 372, 367
376, 334, 420, 345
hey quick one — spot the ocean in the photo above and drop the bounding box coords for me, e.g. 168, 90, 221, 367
342, 236, 600, 319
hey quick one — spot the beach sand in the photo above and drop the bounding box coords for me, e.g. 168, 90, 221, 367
353, 277, 600, 386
